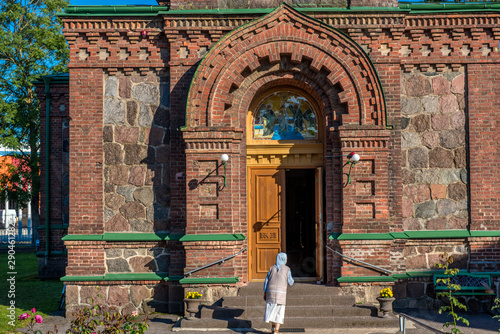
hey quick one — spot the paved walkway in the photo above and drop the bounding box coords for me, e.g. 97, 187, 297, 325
13, 309, 500, 334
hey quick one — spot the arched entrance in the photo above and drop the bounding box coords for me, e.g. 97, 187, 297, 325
182, 3, 389, 285
246, 88, 324, 281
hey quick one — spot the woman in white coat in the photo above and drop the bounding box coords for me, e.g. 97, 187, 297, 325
263, 252, 294, 334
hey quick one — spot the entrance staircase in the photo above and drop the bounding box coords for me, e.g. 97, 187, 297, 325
177, 282, 399, 331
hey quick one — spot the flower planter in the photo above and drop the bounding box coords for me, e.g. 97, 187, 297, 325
184, 298, 202, 319
376, 297, 395, 317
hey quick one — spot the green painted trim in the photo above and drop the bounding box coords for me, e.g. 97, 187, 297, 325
392, 274, 410, 279
406, 270, 442, 277
329, 230, 500, 240
390, 232, 409, 239
60, 274, 238, 284
404, 230, 470, 239
338, 233, 393, 240
62, 233, 245, 242
62, 234, 103, 241
399, 2, 500, 11
180, 234, 246, 242
179, 277, 239, 284
329, 233, 341, 240
60, 5, 169, 17
470, 231, 500, 238
337, 276, 396, 283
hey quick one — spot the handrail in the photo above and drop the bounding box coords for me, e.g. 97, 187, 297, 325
396, 312, 446, 334
326, 245, 393, 275
184, 246, 248, 277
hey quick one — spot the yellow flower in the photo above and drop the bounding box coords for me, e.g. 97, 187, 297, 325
186, 291, 203, 299
379, 287, 393, 298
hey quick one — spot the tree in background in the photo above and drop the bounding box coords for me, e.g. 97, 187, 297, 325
0, 0, 69, 226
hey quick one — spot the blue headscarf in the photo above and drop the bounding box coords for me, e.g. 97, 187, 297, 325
275, 252, 287, 271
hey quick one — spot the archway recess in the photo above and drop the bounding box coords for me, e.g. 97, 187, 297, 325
181, 3, 391, 285
184, 3, 387, 130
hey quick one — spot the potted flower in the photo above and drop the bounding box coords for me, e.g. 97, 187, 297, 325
184, 291, 203, 319
376, 287, 395, 317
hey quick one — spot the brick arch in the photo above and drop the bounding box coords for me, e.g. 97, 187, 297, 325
185, 3, 386, 129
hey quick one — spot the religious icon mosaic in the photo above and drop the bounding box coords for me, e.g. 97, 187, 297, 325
253, 92, 318, 140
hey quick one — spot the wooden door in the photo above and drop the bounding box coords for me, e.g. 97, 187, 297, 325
249, 168, 283, 280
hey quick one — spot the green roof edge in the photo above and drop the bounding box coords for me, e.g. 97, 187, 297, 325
59, 3, 500, 17
62, 233, 245, 242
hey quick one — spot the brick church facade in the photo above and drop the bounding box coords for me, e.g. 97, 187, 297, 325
36, 0, 500, 314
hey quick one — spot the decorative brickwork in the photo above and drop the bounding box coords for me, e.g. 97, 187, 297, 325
43, 2, 500, 314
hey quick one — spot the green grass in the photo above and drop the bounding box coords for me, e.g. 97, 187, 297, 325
0, 251, 63, 334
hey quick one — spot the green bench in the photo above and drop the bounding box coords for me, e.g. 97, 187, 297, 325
433, 273, 495, 296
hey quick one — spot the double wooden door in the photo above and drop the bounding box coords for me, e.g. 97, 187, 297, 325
248, 167, 324, 281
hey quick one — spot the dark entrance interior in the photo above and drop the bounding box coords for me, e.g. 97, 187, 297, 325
285, 169, 316, 278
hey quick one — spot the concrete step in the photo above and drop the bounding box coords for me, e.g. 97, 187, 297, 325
200, 304, 375, 319
223, 294, 355, 307
179, 315, 399, 329
238, 282, 342, 296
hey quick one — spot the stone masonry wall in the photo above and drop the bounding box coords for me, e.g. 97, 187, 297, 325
401, 70, 468, 270
401, 70, 467, 231
103, 74, 170, 235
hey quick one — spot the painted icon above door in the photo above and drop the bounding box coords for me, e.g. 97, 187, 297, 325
253, 91, 318, 140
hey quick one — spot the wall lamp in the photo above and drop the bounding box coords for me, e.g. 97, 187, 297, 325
323, 152, 360, 187
195, 154, 230, 192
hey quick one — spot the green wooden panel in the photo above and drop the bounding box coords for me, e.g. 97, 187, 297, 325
337, 276, 396, 283
179, 277, 239, 284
